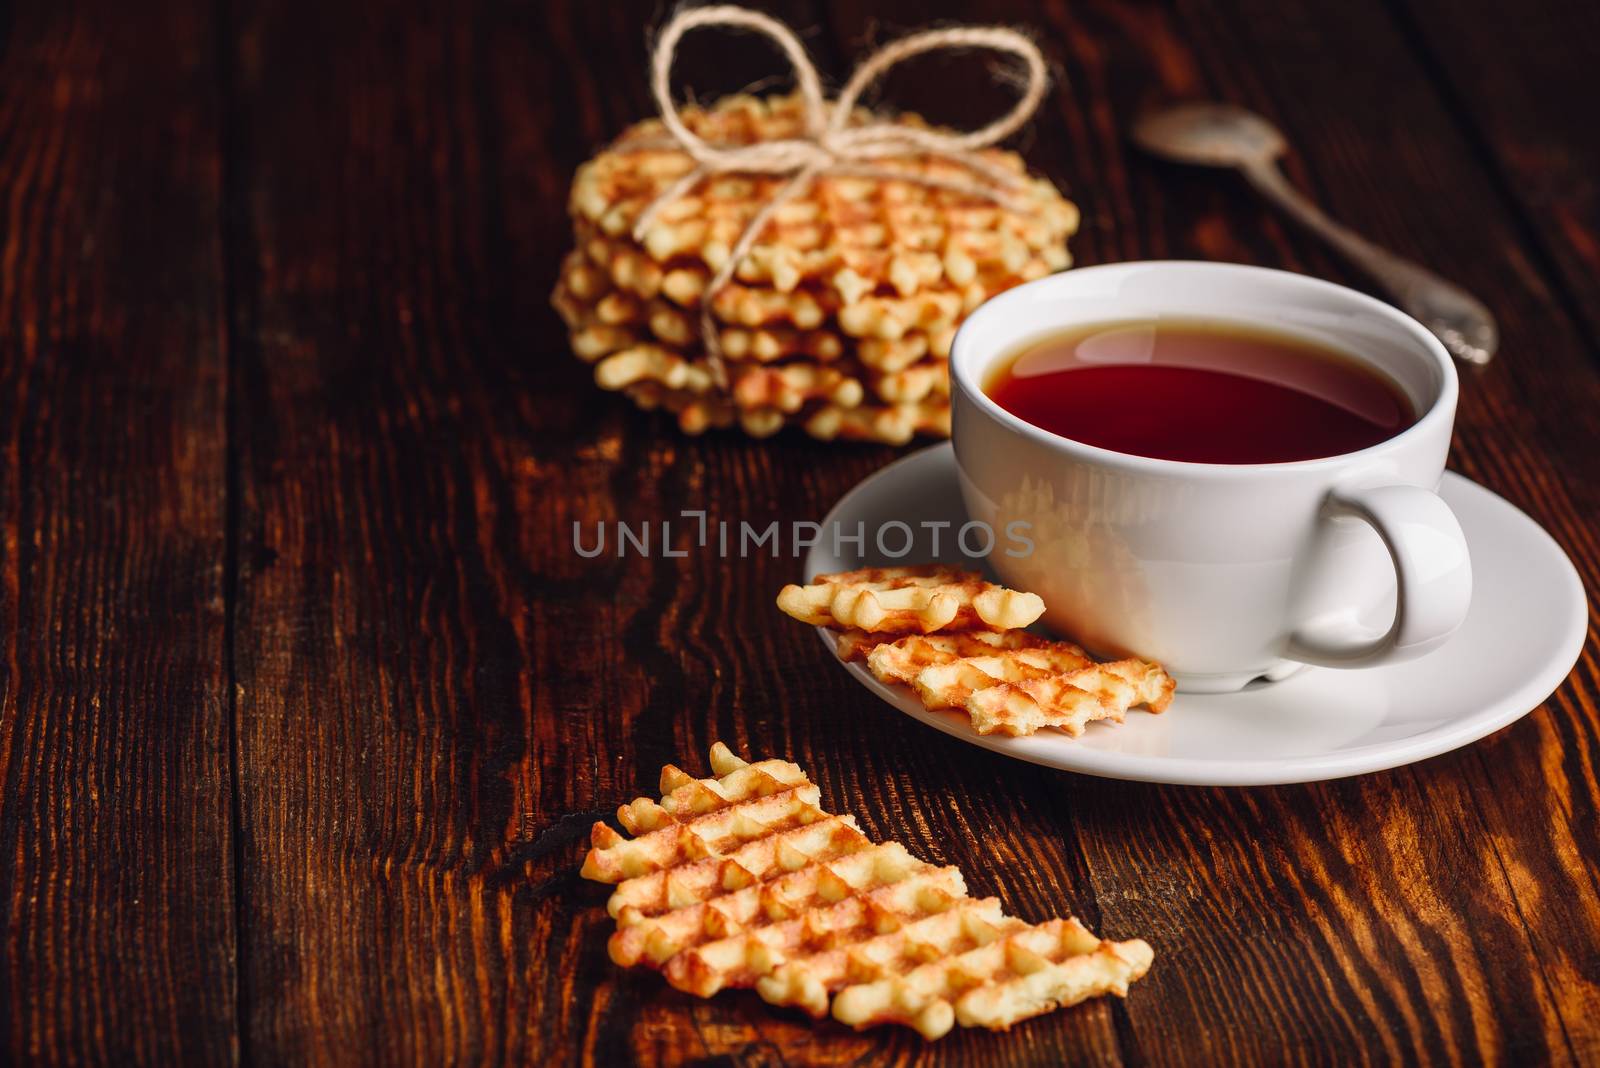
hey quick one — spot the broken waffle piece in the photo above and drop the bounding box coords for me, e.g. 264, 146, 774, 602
780, 562, 1175, 739
871, 630, 1173, 737
777, 566, 1045, 634
580, 743, 1153, 1039
866, 631, 1052, 684
838, 627, 1044, 665
910, 643, 1095, 711
965, 659, 1176, 737
830, 915, 1154, 1038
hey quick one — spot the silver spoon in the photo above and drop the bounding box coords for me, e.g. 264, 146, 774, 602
1132, 102, 1497, 366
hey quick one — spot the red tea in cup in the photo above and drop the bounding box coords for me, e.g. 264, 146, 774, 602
984, 319, 1414, 464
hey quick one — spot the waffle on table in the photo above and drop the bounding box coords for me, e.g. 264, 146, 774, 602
784, 564, 1175, 738
552, 92, 1079, 443
580, 743, 1153, 1039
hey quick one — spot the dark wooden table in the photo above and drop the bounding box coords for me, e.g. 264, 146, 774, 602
3, 0, 1598, 1063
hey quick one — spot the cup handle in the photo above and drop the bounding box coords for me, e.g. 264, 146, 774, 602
1286, 484, 1472, 667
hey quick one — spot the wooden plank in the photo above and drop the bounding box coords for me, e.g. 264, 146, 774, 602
225, 0, 1600, 1065
225, 1, 510, 1056
1386, 0, 1600, 351
0, 2, 237, 1064
223, 0, 660, 1061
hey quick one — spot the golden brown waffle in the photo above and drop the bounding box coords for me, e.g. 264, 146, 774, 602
553, 93, 1078, 443
803, 399, 951, 445
557, 244, 956, 443
859, 630, 1048, 673
862, 631, 1173, 737
866, 359, 949, 405
777, 566, 1046, 634
782, 563, 1175, 740
908, 643, 1094, 710
965, 658, 1176, 736
570, 96, 1076, 290
580, 743, 1153, 1039
837, 627, 1035, 663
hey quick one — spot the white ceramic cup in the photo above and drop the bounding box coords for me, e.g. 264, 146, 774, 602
951, 261, 1472, 693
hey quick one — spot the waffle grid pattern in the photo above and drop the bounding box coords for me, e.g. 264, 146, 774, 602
580, 743, 1153, 1039
552, 93, 1079, 443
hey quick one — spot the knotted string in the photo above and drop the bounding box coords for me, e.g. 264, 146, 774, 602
626, 5, 1049, 389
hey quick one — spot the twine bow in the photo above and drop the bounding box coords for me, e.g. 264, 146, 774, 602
629, 5, 1049, 389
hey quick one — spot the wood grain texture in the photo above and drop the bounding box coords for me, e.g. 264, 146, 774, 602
1386, 0, 1600, 353
1, 0, 1597, 1064
0, 1, 237, 1064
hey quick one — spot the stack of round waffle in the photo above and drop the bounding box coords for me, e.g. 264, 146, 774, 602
552, 92, 1079, 444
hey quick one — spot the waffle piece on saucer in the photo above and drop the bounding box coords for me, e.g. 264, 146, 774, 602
838, 626, 1044, 665
580, 743, 1153, 1039
908, 643, 1095, 710
553, 92, 1079, 443
862, 630, 1173, 737
964, 659, 1176, 736
862, 630, 1050, 677
777, 566, 1046, 634
781, 564, 1175, 739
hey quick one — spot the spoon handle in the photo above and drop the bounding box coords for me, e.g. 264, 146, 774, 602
1241, 158, 1498, 365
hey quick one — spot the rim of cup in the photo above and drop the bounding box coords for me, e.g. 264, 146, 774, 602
949, 260, 1459, 478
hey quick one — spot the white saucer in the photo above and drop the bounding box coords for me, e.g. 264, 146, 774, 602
805, 443, 1587, 785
